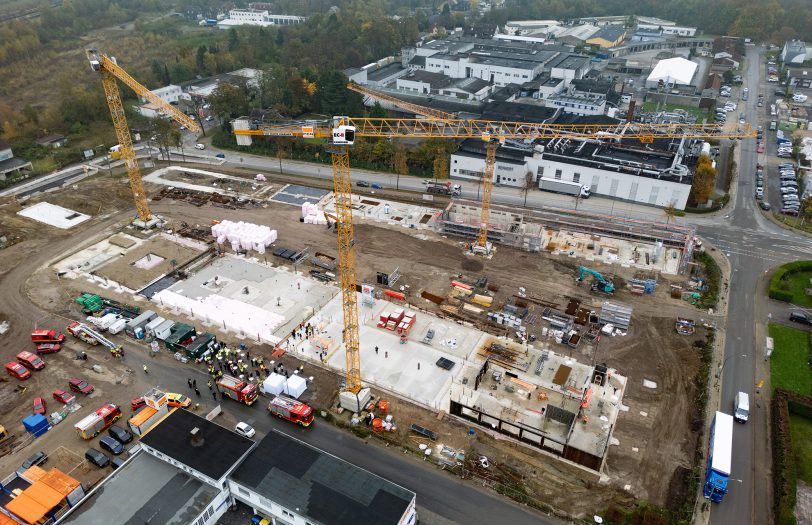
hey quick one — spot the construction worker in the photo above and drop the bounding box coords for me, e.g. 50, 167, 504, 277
143, 364, 148, 374
207, 380, 212, 390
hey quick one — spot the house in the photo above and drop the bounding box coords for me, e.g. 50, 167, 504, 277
0, 139, 33, 181
711, 54, 740, 73
703, 73, 722, 97
585, 25, 627, 49
34, 134, 67, 149
138, 84, 185, 105
781, 40, 812, 65
711, 37, 743, 63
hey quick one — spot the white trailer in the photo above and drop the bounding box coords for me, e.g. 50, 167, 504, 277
538, 177, 590, 198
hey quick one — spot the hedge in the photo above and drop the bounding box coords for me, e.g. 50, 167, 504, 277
771, 389, 812, 525
686, 194, 730, 214
769, 261, 812, 302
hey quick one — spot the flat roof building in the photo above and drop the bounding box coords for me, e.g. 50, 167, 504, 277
646, 57, 699, 88
229, 430, 417, 525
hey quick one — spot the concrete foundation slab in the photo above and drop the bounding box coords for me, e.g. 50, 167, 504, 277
17, 202, 90, 229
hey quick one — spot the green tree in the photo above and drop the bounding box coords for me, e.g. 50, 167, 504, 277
227, 28, 240, 52
151, 60, 164, 85
369, 102, 387, 118
394, 144, 408, 176
433, 149, 448, 180
209, 83, 251, 122
196, 45, 207, 73
150, 118, 181, 161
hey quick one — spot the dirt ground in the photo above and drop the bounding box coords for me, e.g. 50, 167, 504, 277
0, 163, 707, 517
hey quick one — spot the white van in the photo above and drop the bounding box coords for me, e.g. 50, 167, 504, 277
734, 392, 750, 423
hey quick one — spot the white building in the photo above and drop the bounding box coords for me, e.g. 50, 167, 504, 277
781, 40, 812, 65
646, 57, 699, 88
218, 8, 306, 28
450, 136, 695, 209
637, 23, 697, 37
547, 92, 606, 115
138, 84, 185, 105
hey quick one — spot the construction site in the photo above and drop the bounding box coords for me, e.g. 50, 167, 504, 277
0, 49, 733, 524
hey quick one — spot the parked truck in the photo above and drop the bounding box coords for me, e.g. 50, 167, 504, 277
75, 404, 122, 439
267, 395, 314, 427
31, 329, 66, 344
538, 177, 590, 198
426, 181, 462, 196
217, 375, 258, 405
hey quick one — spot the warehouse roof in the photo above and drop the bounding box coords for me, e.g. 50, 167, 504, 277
140, 409, 254, 481
588, 25, 626, 44
230, 430, 415, 525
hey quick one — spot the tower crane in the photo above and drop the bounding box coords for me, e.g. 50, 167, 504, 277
86, 49, 202, 227
233, 115, 754, 410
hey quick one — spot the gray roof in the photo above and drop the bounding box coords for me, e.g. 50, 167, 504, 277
409, 55, 426, 67
230, 430, 414, 525
367, 63, 406, 82
589, 25, 626, 43
549, 54, 590, 71
60, 452, 218, 525
0, 157, 32, 174
451, 77, 489, 93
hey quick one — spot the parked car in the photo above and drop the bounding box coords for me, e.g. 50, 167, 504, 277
6, 362, 31, 380
110, 457, 126, 470
131, 396, 146, 411
99, 436, 124, 455
790, 311, 812, 325
235, 422, 256, 438
85, 448, 109, 468
69, 378, 94, 395
52, 389, 76, 405
371, 183, 383, 189
33, 397, 46, 415
757, 143, 765, 153
17, 351, 45, 371
21, 451, 47, 470
759, 202, 771, 211
215, 153, 225, 159
108, 425, 133, 444
36, 343, 61, 354
194, 143, 205, 150
356, 180, 370, 187
782, 208, 800, 216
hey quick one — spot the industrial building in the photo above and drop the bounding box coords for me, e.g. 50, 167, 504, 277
56, 409, 416, 525
645, 57, 699, 88
781, 39, 812, 64
450, 135, 696, 209
585, 25, 627, 49
217, 9, 306, 28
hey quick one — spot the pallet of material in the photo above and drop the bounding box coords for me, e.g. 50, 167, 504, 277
440, 304, 461, 316
453, 285, 473, 296
450, 280, 472, 290
462, 303, 483, 315
510, 377, 537, 391
471, 294, 493, 307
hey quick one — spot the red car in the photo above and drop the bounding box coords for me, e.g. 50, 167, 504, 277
131, 396, 146, 411
52, 389, 76, 405
17, 351, 45, 371
68, 378, 94, 395
757, 143, 765, 153
33, 397, 46, 415
6, 362, 31, 380
36, 343, 62, 354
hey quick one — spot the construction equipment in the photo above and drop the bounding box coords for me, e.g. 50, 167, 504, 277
347, 82, 455, 120
578, 266, 615, 295
67, 322, 124, 356
86, 49, 202, 228
234, 115, 753, 410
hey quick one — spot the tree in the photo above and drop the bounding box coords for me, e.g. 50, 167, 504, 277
722, 70, 734, 85
690, 154, 717, 205
227, 28, 240, 52
394, 144, 408, 176
433, 149, 448, 180
804, 196, 812, 217
209, 83, 251, 122
522, 171, 533, 207
151, 119, 181, 161
664, 202, 678, 224
196, 45, 207, 73
369, 101, 387, 118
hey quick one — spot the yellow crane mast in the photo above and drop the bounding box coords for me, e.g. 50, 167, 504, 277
233, 116, 754, 408
86, 49, 202, 227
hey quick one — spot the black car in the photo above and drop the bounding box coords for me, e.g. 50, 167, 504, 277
110, 457, 127, 470
85, 448, 109, 468
790, 311, 812, 325
356, 180, 370, 187
760, 202, 771, 211
99, 436, 124, 455
21, 451, 47, 470
108, 425, 133, 444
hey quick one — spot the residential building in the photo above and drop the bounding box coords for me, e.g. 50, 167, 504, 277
711, 53, 740, 73
229, 430, 417, 525
34, 134, 68, 149
138, 84, 185, 105
781, 39, 812, 64
451, 133, 697, 209
585, 25, 627, 49
645, 57, 699, 88
0, 139, 33, 181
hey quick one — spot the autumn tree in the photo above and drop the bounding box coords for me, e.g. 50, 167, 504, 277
690, 154, 717, 205
664, 202, 678, 224
433, 149, 449, 180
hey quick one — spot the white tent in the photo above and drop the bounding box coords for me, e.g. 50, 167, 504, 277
285, 375, 307, 398
261, 373, 286, 396
646, 57, 698, 88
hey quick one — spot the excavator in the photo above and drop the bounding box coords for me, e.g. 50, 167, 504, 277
578, 266, 615, 295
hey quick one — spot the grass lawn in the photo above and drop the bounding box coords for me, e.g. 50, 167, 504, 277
790, 414, 812, 485
769, 323, 812, 395
782, 270, 812, 307
641, 101, 708, 122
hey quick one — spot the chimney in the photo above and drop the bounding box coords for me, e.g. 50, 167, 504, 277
190, 427, 204, 447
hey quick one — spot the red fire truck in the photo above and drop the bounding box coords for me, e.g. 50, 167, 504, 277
217, 375, 258, 406
267, 395, 314, 427
75, 404, 122, 439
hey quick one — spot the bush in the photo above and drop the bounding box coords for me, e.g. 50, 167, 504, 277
694, 252, 721, 310
769, 261, 812, 303
686, 193, 730, 214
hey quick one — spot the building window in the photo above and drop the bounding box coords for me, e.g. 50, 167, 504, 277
573, 173, 580, 183
238, 487, 250, 496
554, 169, 562, 180
282, 509, 294, 518
536, 167, 544, 178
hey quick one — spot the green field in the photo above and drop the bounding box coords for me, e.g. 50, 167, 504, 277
769, 324, 812, 395
790, 414, 812, 485
641, 101, 708, 122
781, 270, 812, 307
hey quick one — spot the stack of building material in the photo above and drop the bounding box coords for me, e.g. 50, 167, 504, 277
488, 312, 522, 329
599, 301, 632, 330
377, 309, 416, 334
211, 220, 277, 253
471, 294, 493, 307
301, 202, 328, 225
